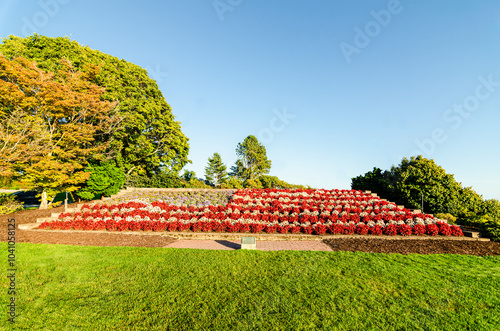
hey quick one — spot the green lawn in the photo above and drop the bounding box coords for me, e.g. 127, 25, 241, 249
1, 243, 499, 330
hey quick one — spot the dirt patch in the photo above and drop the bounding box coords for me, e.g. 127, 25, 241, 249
323, 238, 500, 256
2, 207, 499, 254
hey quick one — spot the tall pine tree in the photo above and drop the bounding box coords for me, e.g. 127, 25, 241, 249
205, 153, 228, 187
231, 135, 271, 181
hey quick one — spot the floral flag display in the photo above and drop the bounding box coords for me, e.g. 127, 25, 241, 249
39, 189, 463, 236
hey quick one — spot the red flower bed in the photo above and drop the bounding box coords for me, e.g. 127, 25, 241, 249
39, 188, 462, 238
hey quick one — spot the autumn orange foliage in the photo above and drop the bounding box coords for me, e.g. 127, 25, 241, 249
0, 55, 120, 208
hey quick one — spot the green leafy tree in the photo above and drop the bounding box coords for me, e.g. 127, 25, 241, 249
481, 199, 500, 221
222, 177, 244, 189
386, 156, 463, 214
182, 170, 196, 182
230, 135, 271, 181
205, 153, 228, 187
244, 178, 263, 189
455, 186, 484, 218
351, 156, 499, 220
0, 34, 190, 177
258, 175, 308, 189
76, 160, 125, 200
351, 167, 394, 200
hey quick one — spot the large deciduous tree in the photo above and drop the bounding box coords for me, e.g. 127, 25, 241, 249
351, 155, 500, 220
0, 54, 119, 208
0, 34, 190, 177
385, 156, 462, 214
351, 167, 394, 201
0, 109, 50, 176
231, 135, 271, 181
205, 153, 228, 187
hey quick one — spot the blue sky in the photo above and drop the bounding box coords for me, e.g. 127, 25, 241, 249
1, 0, 499, 200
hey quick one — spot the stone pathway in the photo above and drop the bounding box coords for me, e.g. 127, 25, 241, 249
165, 240, 333, 251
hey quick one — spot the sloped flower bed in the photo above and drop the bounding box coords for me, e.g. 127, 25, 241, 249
38, 189, 463, 237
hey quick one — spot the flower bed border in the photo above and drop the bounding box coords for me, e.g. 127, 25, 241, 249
31, 187, 487, 240
22, 226, 490, 241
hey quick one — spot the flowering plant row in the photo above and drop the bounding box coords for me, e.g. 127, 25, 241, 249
38, 218, 462, 236
39, 188, 463, 237
105, 190, 234, 206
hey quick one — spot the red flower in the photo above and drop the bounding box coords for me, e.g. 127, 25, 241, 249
383, 224, 398, 236
426, 224, 439, 236
356, 224, 369, 235
239, 223, 250, 233
250, 223, 265, 233
313, 224, 327, 235
412, 224, 426, 235
165, 222, 177, 232
301, 226, 313, 234
398, 224, 412, 236
265, 225, 277, 234
343, 224, 355, 235
368, 224, 383, 236
450, 225, 463, 236
329, 224, 344, 235
437, 222, 452, 236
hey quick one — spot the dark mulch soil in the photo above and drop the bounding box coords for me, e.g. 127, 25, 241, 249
323, 238, 500, 256
2, 206, 499, 255
0, 205, 176, 248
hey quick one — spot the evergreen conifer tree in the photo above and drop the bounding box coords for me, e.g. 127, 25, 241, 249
205, 153, 228, 187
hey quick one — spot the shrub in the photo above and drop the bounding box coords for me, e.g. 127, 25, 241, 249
460, 214, 500, 242
77, 161, 125, 200
435, 213, 457, 224
483, 221, 500, 242
0, 193, 24, 215
126, 172, 185, 189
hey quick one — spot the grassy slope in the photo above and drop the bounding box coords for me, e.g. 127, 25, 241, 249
1, 243, 499, 330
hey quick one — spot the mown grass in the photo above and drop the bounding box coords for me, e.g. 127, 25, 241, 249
1, 243, 499, 330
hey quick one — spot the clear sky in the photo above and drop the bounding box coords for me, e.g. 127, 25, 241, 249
1, 0, 499, 200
